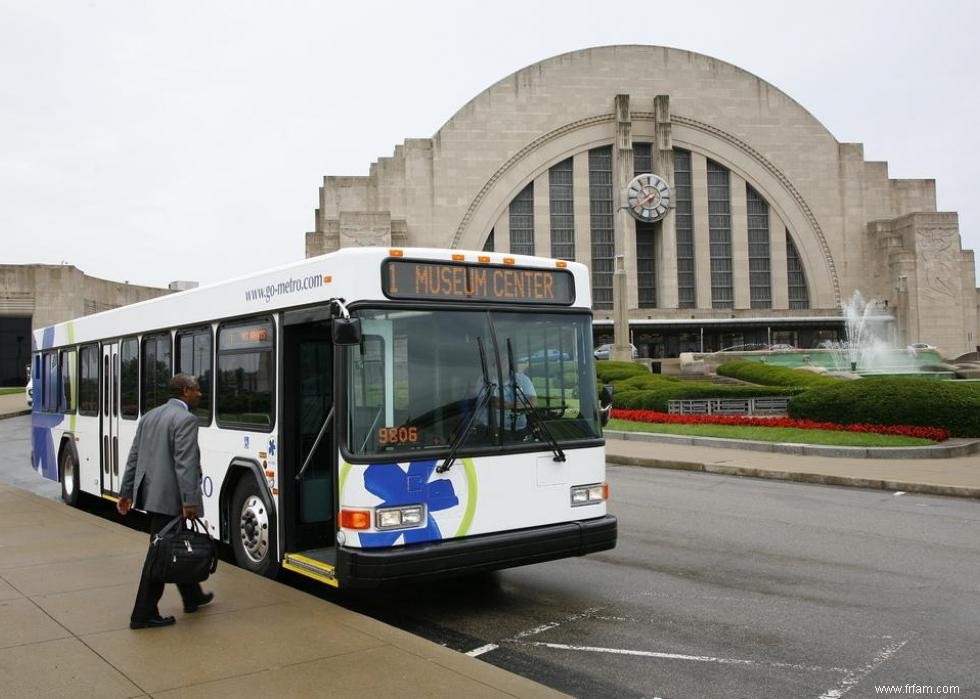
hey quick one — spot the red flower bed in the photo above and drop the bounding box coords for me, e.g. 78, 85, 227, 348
610, 409, 950, 442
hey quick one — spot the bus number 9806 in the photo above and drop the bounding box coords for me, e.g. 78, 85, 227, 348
377, 426, 419, 445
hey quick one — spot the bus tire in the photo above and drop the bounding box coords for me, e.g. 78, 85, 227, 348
60, 447, 80, 508
230, 476, 279, 578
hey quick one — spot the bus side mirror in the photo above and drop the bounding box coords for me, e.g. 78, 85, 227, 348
332, 318, 362, 345
599, 384, 614, 426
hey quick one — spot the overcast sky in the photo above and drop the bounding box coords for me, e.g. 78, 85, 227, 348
2, 1, 978, 289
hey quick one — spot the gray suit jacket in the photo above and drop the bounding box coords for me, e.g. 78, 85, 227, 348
120, 398, 204, 517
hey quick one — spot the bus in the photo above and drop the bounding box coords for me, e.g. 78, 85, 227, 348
30, 247, 617, 587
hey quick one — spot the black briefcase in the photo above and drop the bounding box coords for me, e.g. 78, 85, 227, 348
148, 517, 219, 584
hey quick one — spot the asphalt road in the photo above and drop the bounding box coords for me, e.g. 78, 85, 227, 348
4, 415, 979, 698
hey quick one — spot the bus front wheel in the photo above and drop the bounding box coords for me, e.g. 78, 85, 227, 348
60, 448, 80, 508
230, 476, 279, 578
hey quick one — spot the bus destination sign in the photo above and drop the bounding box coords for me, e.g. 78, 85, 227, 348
382, 259, 574, 305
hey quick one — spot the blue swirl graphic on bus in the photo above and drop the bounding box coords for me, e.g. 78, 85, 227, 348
31, 327, 63, 481
358, 460, 459, 547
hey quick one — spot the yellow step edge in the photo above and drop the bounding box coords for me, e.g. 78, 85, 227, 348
282, 554, 339, 588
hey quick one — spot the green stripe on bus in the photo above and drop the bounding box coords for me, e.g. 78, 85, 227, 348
338, 461, 352, 497
454, 458, 478, 537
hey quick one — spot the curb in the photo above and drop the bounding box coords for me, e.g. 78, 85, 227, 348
606, 454, 980, 500
0, 410, 30, 420
605, 430, 980, 459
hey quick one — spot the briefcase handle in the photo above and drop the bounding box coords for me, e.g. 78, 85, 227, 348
153, 516, 209, 543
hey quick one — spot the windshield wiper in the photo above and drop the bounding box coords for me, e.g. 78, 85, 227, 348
506, 339, 565, 462
437, 337, 494, 474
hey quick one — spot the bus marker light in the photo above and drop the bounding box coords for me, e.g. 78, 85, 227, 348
503, 257, 515, 265
452, 253, 465, 261
265, 470, 275, 478
570, 483, 607, 507
323, 275, 332, 283
389, 249, 404, 257
478, 255, 491, 263
556, 260, 568, 268
341, 509, 372, 529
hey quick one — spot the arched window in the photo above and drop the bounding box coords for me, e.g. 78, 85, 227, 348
509, 182, 534, 256
549, 158, 574, 260
746, 184, 772, 309
589, 146, 614, 310
707, 160, 733, 308
673, 148, 695, 308
786, 231, 810, 309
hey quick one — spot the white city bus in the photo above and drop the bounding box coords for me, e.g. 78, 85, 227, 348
30, 247, 616, 587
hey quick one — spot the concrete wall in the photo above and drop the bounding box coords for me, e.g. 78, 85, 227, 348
0, 264, 171, 331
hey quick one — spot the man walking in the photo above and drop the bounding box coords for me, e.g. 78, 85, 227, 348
117, 373, 214, 629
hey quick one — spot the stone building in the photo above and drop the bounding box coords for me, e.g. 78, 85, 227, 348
0, 265, 171, 385
306, 45, 979, 360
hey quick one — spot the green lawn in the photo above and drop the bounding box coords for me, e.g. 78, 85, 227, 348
606, 419, 935, 447
0, 387, 24, 396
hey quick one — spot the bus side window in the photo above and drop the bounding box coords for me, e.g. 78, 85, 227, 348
59, 349, 76, 413
44, 351, 58, 413
120, 338, 139, 419
78, 345, 99, 416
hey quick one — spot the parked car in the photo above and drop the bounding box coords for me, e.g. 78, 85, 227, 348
520, 348, 572, 363
25, 377, 33, 407
907, 342, 937, 352
593, 343, 638, 360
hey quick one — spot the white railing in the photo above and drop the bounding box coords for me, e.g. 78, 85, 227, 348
667, 397, 790, 416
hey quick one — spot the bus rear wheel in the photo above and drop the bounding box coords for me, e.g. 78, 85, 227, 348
60, 448, 80, 508
230, 476, 279, 578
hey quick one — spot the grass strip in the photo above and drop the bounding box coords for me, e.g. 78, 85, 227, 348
606, 419, 935, 447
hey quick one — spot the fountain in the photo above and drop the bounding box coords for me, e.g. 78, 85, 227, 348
820, 291, 893, 373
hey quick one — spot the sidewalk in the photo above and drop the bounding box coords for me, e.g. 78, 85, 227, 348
0, 484, 563, 698
605, 432, 980, 499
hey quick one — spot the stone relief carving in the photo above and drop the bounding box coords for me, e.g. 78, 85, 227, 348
918, 227, 958, 300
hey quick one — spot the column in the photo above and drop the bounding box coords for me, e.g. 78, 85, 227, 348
691, 153, 711, 308
573, 152, 591, 268
533, 171, 550, 258
770, 211, 789, 309
654, 95, 678, 308
612, 94, 634, 360
493, 208, 509, 253
730, 172, 750, 309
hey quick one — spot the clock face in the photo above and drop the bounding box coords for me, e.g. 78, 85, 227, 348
626, 173, 671, 222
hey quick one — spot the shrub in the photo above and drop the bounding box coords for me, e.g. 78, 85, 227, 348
717, 360, 841, 388
788, 377, 980, 437
596, 361, 649, 384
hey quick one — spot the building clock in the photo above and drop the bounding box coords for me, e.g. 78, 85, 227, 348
626, 173, 671, 222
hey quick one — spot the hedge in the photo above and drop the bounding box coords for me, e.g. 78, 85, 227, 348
596, 361, 649, 384
596, 362, 799, 412
787, 377, 980, 437
717, 360, 842, 388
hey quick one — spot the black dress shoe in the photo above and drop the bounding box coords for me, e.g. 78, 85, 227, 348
130, 615, 176, 629
183, 592, 214, 614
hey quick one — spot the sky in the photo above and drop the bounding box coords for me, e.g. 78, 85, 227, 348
2, 0, 978, 288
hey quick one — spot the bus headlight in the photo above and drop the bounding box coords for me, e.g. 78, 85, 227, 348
570, 483, 607, 506
376, 504, 426, 530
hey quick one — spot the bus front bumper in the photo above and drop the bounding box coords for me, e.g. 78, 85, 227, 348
336, 515, 617, 587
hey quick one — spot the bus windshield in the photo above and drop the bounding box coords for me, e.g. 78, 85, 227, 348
346, 308, 601, 458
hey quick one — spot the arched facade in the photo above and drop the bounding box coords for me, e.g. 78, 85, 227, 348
306, 45, 979, 358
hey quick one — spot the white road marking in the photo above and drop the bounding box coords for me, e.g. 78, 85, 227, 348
894, 491, 907, 496
465, 643, 499, 657
520, 641, 849, 674
463, 607, 602, 657
818, 636, 911, 699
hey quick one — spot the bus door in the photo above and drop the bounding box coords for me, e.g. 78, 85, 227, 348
101, 342, 122, 495
281, 317, 335, 556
